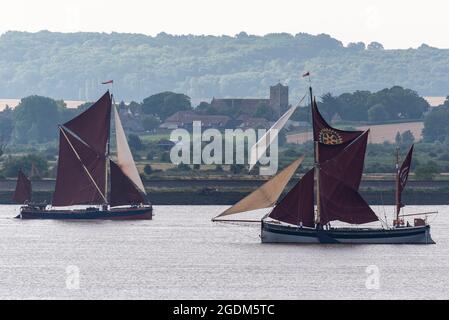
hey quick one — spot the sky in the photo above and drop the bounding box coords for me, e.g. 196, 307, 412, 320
0, 0, 448, 49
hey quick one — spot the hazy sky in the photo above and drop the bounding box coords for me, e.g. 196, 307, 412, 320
0, 0, 448, 49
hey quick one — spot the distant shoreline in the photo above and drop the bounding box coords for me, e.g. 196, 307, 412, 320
1, 178, 448, 205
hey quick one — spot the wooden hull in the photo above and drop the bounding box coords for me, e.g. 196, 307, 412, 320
261, 221, 435, 244
16, 206, 153, 220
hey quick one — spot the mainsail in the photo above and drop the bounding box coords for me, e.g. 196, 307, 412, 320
110, 160, 146, 207
52, 127, 107, 206
12, 170, 31, 204
52, 92, 112, 206
249, 105, 299, 171
214, 156, 305, 219
319, 131, 378, 225
114, 107, 146, 194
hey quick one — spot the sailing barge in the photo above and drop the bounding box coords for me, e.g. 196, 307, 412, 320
214, 86, 435, 244
15, 91, 152, 220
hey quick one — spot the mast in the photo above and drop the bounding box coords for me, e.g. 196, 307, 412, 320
105, 93, 114, 204
395, 147, 400, 227
310, 85, 321, 227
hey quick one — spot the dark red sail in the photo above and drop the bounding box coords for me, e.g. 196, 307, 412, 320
12, 170, 31, 204
312, 98, 364, 162
109, 160, 146, 207
398, 145, 413, 207
269, 169, 315, 227
52, 128, 106, 206
64, 91, 112, 154
319, 131, 378, 225
318, 130, 369, 190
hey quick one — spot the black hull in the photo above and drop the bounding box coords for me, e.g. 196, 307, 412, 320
261, 221, 435, 244
16, 206, 153, 220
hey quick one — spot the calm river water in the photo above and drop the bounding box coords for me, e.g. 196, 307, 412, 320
0, 205, 447, 299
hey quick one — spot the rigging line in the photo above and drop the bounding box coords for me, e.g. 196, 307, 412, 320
59, 126, 108, 204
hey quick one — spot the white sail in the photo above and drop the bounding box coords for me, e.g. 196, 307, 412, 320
114, 107, 146, 194
214, 156, 304, 219
249, 104, 298, 171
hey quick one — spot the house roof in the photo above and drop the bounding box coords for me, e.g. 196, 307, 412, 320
164, 111, 231, 126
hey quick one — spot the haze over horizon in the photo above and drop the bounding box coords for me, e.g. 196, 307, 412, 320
1, 0, 448, 49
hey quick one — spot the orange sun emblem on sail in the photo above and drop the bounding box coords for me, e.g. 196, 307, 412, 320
319, 128, 343, 145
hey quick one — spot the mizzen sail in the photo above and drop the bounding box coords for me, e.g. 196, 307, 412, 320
114, 107, 146, 194
215, 156, 305, 219
12, 170, 31, 204
396, 146, 414, 216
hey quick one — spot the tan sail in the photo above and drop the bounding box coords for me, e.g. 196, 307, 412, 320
214, 156, 304, 219
249, 104, 298, 171
114, 107, 146, 194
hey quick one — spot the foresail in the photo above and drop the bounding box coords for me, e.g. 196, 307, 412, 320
249, 105, 298, 171
214, 156, 304, 219
114, 107, 146, 194
269, 168, 315, 227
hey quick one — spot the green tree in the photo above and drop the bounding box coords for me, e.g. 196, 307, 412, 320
144, 164, 153, 175
423, 106, 449, 142
415, 161, 439, 180
141, 92, 192, 121
12, 96, 61, 144
368, 104, 388, 122
0, 115, 13, 157
142, 115, 161, 132
395, 132, 402, 145
230, 164, 244, 174
2, 154, 48, 178
128, 134, 144, 150
401, 130, 415, 145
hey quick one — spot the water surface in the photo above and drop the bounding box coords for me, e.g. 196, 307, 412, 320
0, 205, 447, 299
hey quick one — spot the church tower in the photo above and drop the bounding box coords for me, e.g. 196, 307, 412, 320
269, 83, 289, 116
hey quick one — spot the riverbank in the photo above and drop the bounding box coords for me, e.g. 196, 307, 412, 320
1, 179, 448, 205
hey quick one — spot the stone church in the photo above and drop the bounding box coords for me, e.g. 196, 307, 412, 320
210, 83, 289, 117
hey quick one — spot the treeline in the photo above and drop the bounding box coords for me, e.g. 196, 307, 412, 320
0, 92, 193, 146
2, 31, 449, 101
294, 86, 430, 123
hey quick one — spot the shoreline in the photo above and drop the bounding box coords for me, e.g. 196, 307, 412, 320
1, 178, 448, 205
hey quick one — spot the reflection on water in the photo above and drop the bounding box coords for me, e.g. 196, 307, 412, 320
0, 205, 447, 299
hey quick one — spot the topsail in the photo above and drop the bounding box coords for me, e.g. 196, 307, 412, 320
249, 96, 306, 171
